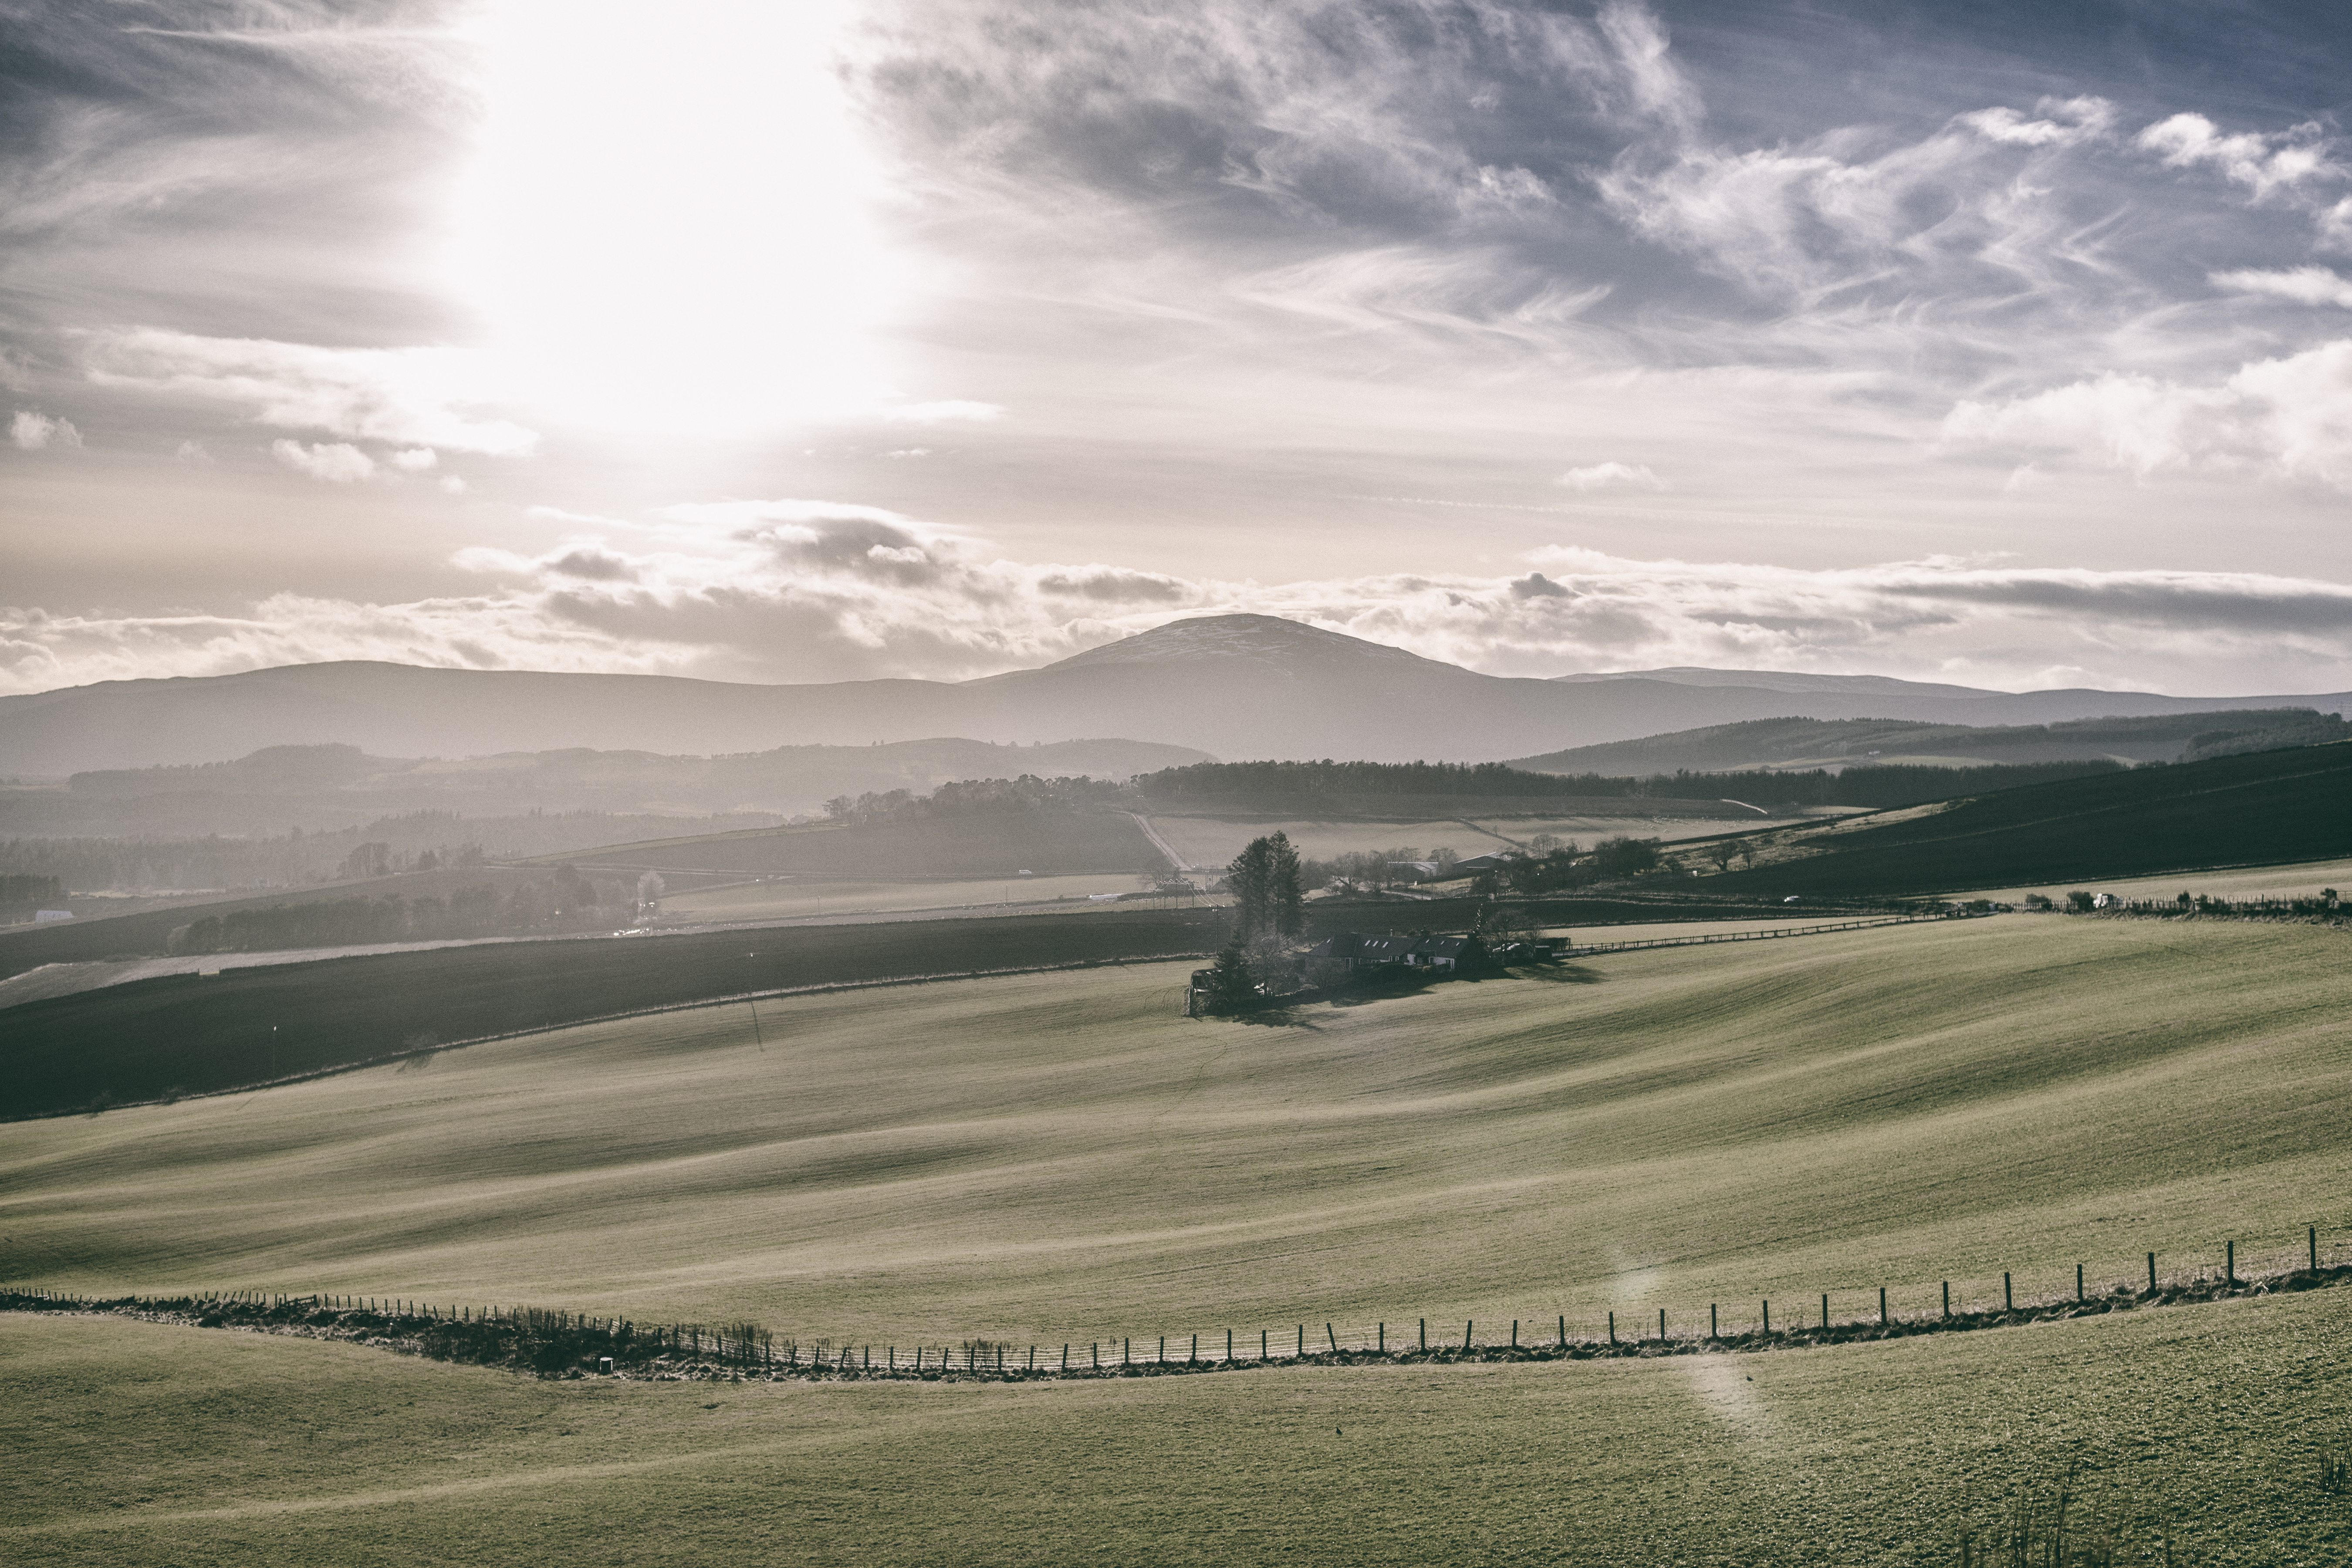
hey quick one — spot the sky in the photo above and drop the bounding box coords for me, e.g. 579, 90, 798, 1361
5, 0, 2352, 698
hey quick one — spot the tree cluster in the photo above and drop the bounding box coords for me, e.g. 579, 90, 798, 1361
1223, 831, 1304, 942
821, 774, 1128, 825
1466, 835, 1661, 895
166, 866, 628, 956
0, 872, 64, 912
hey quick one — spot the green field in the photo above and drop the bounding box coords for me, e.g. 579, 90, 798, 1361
1693, 742, 2352, 897
7, 919, 2346, 1347
0, 894, 1815, 1119
6, 1288, 2348, 1565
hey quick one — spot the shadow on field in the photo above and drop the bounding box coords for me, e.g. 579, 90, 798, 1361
1511, 962, 1605, 985
1231, 1002, 1327, 1029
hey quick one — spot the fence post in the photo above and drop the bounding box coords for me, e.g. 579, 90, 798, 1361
1514, 1320, 1521, 1348
1820, 1294, 1828, 1331
1656, 1310, 1664, 1342
1298, 1324, 1304, 1357
1558, 1314, 1566, 1349
1762, 1301, 1769, 1334
2003, 1273, 2012, 1311
1463, 1319, 1473, 1351
2147, 1252, 2156, 1293
1228, 1328, 1234, 1362
1328, 1323, 1339, 1354
1710, 1304, 1718, 1340
1158, 1336, 1165, 1364
1608, 1311, 1616, 1345
1879, 1287, 1886, 1326
1378, 1323, 1385, 1353
2076, 1264, 2084, 1303
1124, 1337, 1130, 1365
1420, 1318, 1427, 1352
1262, 1329, 1268, 1360
2312, 1226, 2321, 1273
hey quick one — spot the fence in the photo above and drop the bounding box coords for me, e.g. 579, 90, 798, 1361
9, 1223, 2344, 1381
1561, 909, 1987, 957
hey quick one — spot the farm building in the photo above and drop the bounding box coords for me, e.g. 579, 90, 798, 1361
1308, 931, 1491, 973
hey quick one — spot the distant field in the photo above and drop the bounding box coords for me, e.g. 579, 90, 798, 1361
1147, 809, 1797, 871
7, 919, 2346, 1350
539, 808, 1157, 880
1960, 855, 2352, 907
1696, 742, 2352, 898
6, 1283, 2348, 1564
657, 872, 1151, 924
0, 894, 1824, 1118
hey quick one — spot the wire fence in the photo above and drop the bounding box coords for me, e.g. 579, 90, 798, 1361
9, 1223, 2345, 1381
1561, 909, 1987, 956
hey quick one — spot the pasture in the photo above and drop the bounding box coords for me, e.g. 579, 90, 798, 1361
1963, 855, 2352, 909
5, 1287, 2348, 1565
6, 917, 2347, 1349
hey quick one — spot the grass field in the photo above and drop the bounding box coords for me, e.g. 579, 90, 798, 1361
7, 918, 2346, 1350
0, 894, 1819, 1119
656, 871, 1151, 924
1960, 855, 2352, 908
6, 1289, 2348, 1565
1695, 742, 2352, 898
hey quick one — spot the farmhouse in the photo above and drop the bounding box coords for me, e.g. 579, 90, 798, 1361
1450, 850, 1520, 875
1308, 931, 1490, 973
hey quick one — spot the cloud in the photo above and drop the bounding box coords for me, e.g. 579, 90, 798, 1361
173, 439, 212, 464
13, 506, 2352, 700
1558, 461, 1663, 491
83, 328, 538, 456
389, 446, 439, 471
1957, 97, 2115, 147
2135, 113, 2341, 197
882, 400, 1005, 424
10, 410, 81, 450
1942, 339, 2352, 487
2211, 267, 2352, 308
270, 439, 375, 482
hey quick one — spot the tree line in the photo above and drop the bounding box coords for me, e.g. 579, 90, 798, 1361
166, 866, 632, 956
1137, 757, 2129, 807
1, 872, 64, 912
821, 774, 1129, 825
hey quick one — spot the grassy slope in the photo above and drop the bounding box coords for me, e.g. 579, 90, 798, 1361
6, 919, 2347, 1346
6, 1292, 2348, 1566
0, 895, 1804, 1118
1695, 742, 2352, 897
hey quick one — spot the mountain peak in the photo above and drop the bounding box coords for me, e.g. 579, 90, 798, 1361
1041, 614, 1444, 672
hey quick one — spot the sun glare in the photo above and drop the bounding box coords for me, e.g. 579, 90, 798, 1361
446, 0, 905, 434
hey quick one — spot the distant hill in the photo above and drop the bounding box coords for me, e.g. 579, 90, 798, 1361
5, 615, 2348, 774
13, 736, 1208, 837
1510, 710, 2343, 776
1690, 743, 2352, 898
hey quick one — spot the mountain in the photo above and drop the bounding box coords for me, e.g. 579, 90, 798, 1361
5, 615, 2349, 774
1507, 710, 2343, 777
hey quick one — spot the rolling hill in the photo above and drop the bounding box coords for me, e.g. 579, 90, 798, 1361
8, 615, 2348, 773
1509, 709, 2343, 776
1689, 742, 2352, 897
5, 919, 2345, 1346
